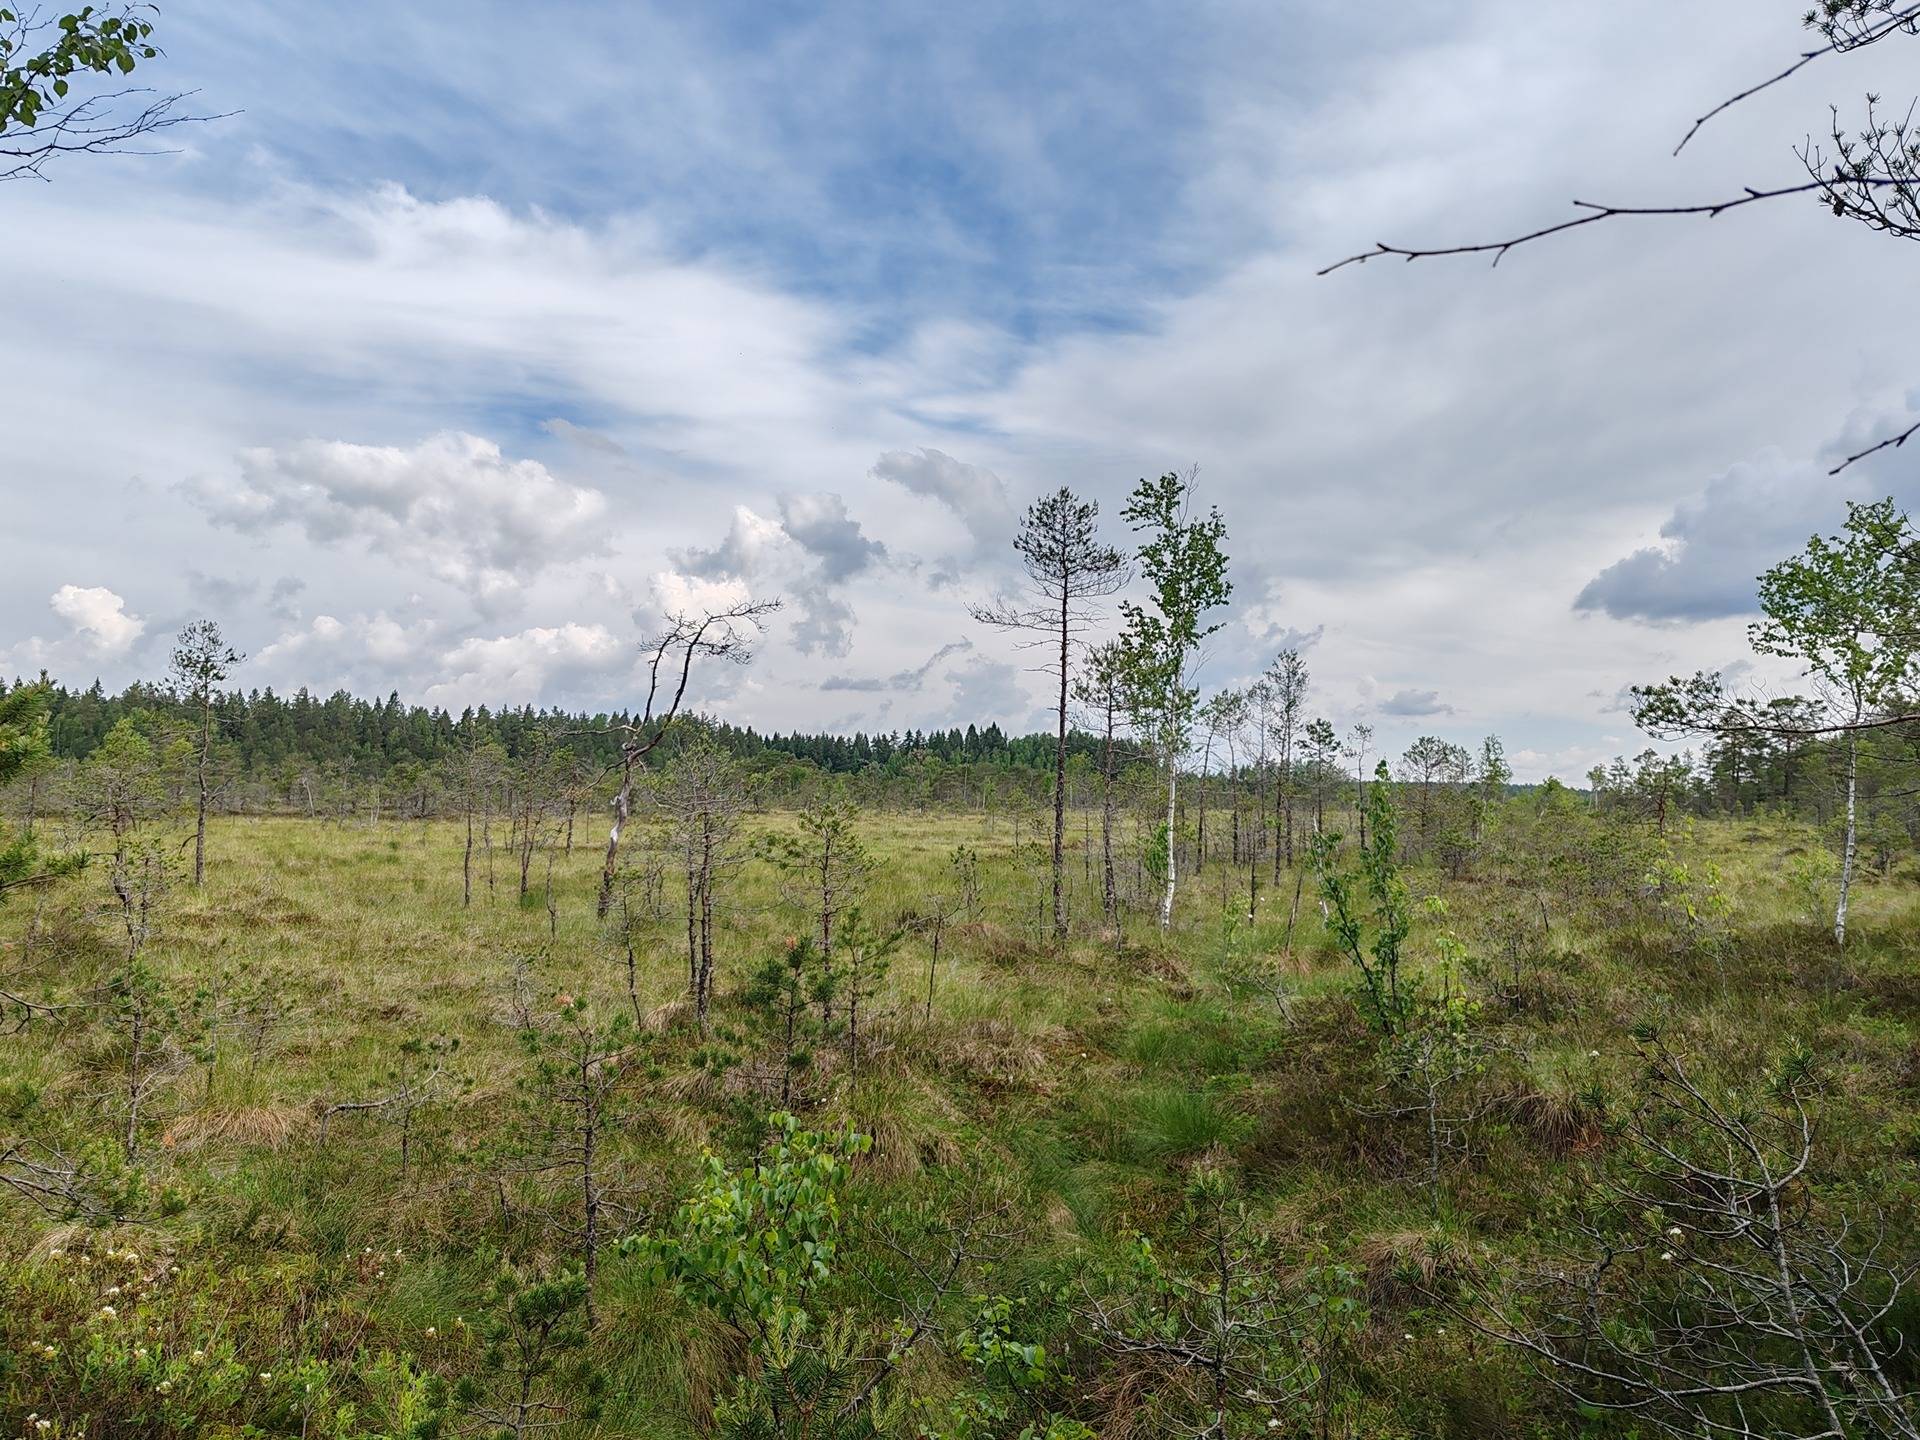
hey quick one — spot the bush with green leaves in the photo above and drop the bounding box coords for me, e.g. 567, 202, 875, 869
1310, 763, 1416, 1036
626, 1114, 876, 1434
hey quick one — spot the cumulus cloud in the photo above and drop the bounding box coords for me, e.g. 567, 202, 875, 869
255, 612, 438, 681
777, 493, 887, 581
675, 497, 883, 656
189, 432, 608, 610
3, 585, 149, 680
870, 448, 1014, 553
646, 569, 756, 625
50, 585, 146, 657
1574, 452, 1832, 624
1378, 687, 1452, 717
677, 505, 795, 581
424, 623, 629, 707
1574, 408, 1920, 625
251, 611, 634, 709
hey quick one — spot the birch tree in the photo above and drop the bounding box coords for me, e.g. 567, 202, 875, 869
1633, 499, 1919, 945
1072, 640, 1132, 934
1117, 470, 1231, 931
168, 619, 241, 887
1263, 648, 1309, 876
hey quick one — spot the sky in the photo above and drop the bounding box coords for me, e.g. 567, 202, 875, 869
7, 1, 1920, 781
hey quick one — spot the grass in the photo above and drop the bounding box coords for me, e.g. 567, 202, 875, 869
1, 801, 1917, 1436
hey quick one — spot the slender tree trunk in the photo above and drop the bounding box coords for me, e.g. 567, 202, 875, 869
1835, 719, 1860, 946
1052, 589, 1069, 946
193, 704, 212, 886
580, 1080, 600, 1327
1159, 754, 1177, 930
463, 801, 474, 907
1195, 760, 1208, 874
1100, 713, 1117, 927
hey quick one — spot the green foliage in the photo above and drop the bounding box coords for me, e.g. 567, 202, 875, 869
1083, 1165, 1365, 1435
739, 935, 842, 1106
0, 682, 82, 902
1311, 763, 1416, 1035
626, 1113, 868, 1340
1116, 470, 1232, 752
626, 1116, 879, 1437
921, 1294, 1084, 1440
0, 5, 159, 133
455, 1263, 599, 1439
1751, 497, 1920, 712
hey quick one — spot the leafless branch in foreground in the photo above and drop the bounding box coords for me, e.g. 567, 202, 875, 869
1466, 1044, 1920, 1440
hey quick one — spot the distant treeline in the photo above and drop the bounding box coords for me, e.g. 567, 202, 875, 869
10, 677, 1107, 779
7, 677, 1916, 848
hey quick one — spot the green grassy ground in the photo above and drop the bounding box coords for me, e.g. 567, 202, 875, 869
3, 805, 1917, 1438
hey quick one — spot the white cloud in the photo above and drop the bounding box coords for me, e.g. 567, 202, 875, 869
647, 569, 755, 623
190, 432, 608, 610
425, 623, 629, 707
870, 448, 1015, 553
49, 585, 145, 657
4, 585, 149, 678
252, 611, 634, 710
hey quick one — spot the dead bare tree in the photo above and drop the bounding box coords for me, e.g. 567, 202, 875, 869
595, 599, 778, 919
656, 737, 748, 1034
1473, 1043, 1920, 1439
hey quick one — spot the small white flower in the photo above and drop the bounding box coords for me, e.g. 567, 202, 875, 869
155, 1380, 173, 1395
1667, 1226, 1684, 1239
1404, 1332, 1415, 1341
1588, 1049, 1600, 1059
258, 1371, 272, 1383
122, 1251, 139, 1265
37, 1421, 53, 1433
425, 1327, 437, 1338
134, 1346, 148, 1359
48, 1248, 62, 1259
41, 1345, 56, 1359
104, 1286, 121, 1298
98, 1306, 117, 1320
1660, 1251, 1675, 1262
190, 1350, 207, 1364
169, 1265, 181, 1276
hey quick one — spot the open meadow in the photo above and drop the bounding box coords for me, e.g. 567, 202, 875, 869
4, 798, 1919, 1438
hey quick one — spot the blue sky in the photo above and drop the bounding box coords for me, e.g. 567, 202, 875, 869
7, 1, 1920, 779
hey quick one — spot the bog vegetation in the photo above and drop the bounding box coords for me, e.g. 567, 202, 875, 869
3, 480, 1920, 1439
